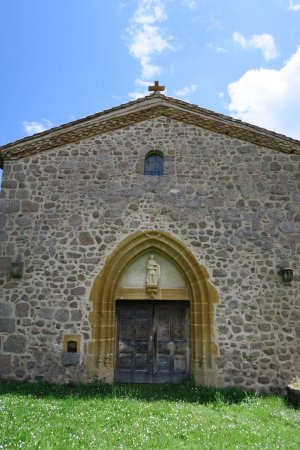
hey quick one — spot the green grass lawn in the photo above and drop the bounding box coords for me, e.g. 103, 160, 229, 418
0, 380, 299, 449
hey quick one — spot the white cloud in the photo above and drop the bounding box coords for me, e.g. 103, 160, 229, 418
216, 46, 227, 54
127, 0, 174, 80
128, 91, 147, 100
206, 15, 223, 31
174, 84, 197, 97
181, 0, 198, 10
233, 31, 279, 61
23, 118, 53, 136
207, 41, 228, 53
227, 46, 300, 139
128, 78, 154, 99
233, 31, 247, 47
289, 1, 300, 11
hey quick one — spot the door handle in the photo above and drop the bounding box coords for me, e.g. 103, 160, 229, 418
149, 335, 153, 347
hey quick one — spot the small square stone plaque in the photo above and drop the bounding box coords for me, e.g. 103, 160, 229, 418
61, 352, 80, 366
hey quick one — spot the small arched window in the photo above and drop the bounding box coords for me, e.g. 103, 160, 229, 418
67, 341, 78, 353
144, 152, 164, 176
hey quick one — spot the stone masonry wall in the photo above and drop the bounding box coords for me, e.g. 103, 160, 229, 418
0, 116, 299, 391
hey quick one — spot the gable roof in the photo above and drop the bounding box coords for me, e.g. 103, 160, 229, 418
1, 93, 300, 161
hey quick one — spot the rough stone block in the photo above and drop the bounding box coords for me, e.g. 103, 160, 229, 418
44, 202, 55, 209
68, 214, 82, 227
0, 199, 20, 213
16, 189, 29, 199
0, 302, 13, 317
44, 165, 57, 173
4, 335, 27, 353
0, 231, 8, 243
258, 376, 269, 384
79, 232, 94, 246
55, 309, 69, 322
66, 252, 81, 259
38, 308, 53, 319
15, 216, 32, 227
0, 355, 11, 375
258, 323, 272, 332
231, 316, 244, 326
270, 162, 281, 171
237, 145, 256, 154
0, 257, 12, 271
22, 200, 39, 213
59, 160, 76, 172
1, 180, 17, 189
0, 319, 15, 333
70, 286, 86, 296
16, 303, 29, 318
71, 310, 82, 321
213, 269, 227, 277
14, 172, 25, 181
278, 222, 294, 234
0, 213, 7, 227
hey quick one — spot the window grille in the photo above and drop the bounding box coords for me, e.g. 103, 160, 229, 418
144, 153, 164, 176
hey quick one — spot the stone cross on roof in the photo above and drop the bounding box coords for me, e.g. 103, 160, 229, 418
148, 80, 165, 94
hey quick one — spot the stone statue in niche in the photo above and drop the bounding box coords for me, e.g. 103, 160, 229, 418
146, 255, 160, 287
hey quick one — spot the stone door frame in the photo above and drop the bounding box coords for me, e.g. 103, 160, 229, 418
88, 230, 219, 385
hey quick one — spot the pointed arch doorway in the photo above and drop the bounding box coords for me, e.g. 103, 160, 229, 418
115, 299, 190, 383
88, 231, 218, 386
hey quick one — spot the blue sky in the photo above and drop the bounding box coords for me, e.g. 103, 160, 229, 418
1, 0, 300, 183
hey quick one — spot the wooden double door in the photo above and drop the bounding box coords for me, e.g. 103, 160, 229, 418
115, 300, 190, 383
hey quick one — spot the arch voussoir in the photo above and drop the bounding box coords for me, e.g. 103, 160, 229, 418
88, 230, 218, 385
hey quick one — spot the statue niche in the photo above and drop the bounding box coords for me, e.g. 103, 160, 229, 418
146, 254, 160, 298
116, 252, 188, 300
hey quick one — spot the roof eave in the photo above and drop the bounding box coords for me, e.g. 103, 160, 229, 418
1, 94, 300, 159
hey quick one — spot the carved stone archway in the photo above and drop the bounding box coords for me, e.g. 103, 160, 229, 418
87, 230, 219, 385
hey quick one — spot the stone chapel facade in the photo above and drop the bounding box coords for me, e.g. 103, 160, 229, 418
0, 93, 299, 392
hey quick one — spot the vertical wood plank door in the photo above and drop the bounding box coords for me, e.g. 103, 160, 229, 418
115, 300, 190, 383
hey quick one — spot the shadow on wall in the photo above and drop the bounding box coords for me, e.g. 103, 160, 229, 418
0, 168, 2, 190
